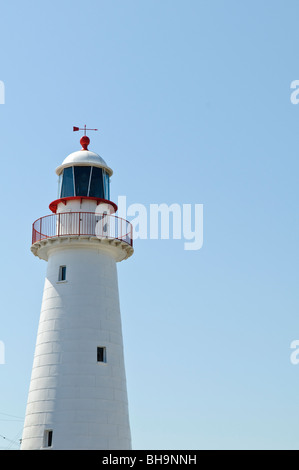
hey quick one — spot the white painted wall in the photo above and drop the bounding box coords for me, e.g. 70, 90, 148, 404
56, 199, 115, 214
21, 245, 131, 450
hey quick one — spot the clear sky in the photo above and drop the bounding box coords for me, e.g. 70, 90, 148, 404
0, 0, 299, 450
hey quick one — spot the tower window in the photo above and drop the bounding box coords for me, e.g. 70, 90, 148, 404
44, 430, 53, 448
58, 265, 66, 282
97, 347, 107, 363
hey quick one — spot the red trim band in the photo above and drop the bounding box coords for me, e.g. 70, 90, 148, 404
49, 196, 118, 214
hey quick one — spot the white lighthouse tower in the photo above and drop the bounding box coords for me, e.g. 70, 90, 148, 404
21, 128, 133, 450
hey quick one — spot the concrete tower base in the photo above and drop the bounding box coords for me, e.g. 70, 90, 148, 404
21, 241, 131, 450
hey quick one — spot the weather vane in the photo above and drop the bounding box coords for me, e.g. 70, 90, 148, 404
73, 125, 98, 150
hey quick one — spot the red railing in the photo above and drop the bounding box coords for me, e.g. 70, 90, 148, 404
32, 212, 133, 247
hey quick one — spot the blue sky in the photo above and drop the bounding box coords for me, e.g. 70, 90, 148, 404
0, 0, 299, 449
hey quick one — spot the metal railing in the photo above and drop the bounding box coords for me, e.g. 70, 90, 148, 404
32, 212, 133, 247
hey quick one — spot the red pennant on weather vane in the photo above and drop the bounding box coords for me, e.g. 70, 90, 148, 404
73, 125, 98, 150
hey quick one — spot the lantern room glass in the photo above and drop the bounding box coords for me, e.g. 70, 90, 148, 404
89, 167, 104, 198
74, 166, 91, 197
59, 166, 110, 200
60, 167, 75, 198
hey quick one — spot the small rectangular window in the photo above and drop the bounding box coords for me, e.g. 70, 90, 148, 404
58, 266, 66, 282
97, 347, 107, 363
44, 430, 53, 448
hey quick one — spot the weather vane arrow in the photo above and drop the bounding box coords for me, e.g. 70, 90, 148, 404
73, 125, 98, 150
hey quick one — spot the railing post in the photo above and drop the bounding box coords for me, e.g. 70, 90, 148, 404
78, 212, 80, 236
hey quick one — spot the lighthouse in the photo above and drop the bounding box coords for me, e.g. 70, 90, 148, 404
21, 129, 133, 450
